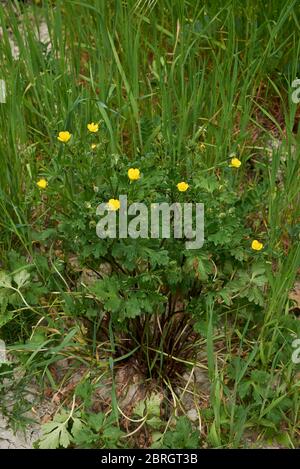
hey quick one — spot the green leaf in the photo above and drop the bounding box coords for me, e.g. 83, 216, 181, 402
90, 277, 122, 312
147, 416, 162, 429
238, 380, 252, 399
71, 418, 85, 439
88, 413, 105, 432
0, 272, 12, 289
102, 426, 124, 442
39, 420, 73, 449
0, 290, 13, 326
146, 393, 161, 417
163, 416, 200, 449
0, 311, 13, 328
124, 297, 141, 318
146, 248, 169, 268
39, 427, 60, 449
134, 400, 146, 418
13, 270, 30, 289
195, 174, 218, 193
60, 426, 72, 448
31, 229, 57, 242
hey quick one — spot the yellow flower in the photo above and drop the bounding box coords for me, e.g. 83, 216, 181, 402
251, 240, 263, 251
128, 168, 140, 181
87, 122, 99, 133
57, 131, 71, 143
107, 199, 120, 211
37, 178, 48, 189
229, 157, 241, 168
177, 182, 189, 192
91, 143, 97, 150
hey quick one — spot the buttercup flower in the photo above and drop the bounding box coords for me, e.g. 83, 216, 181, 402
91, 143, 97, 150
177, 182, 189, 192
57, 131, 71, 143
87, 122, 99, 133
107, 199, 120, 211
251, 240, 263, 251
229, 157, 241, 168
128, 168, 140, 181
37, 178, 47, 189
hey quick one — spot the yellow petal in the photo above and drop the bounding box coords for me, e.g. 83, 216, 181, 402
177, 182, 189, 192
107, 199, 120, 211
251, 240, 263, 251
37, 179, 47, 189
57, 131, 71, 143
128, 168, 140, 181
87, 122, 99, 133
229, 157, 241, 168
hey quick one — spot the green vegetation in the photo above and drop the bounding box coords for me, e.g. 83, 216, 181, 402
0, 0, 300, 449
